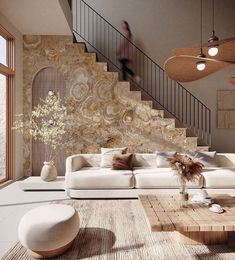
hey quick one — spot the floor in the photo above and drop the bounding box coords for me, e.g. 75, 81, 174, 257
1, 181, 235, 259
0, 181, 68, 258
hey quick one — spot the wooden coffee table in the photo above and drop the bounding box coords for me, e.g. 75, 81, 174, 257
139, 194, 235, 244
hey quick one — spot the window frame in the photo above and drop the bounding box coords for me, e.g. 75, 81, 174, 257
0, 25, 15, 184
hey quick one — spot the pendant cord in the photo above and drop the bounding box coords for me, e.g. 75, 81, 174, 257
200, 0, 203, 54
212, 0, 215, 33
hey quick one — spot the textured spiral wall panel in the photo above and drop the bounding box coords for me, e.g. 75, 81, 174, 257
23, 36, 197, 176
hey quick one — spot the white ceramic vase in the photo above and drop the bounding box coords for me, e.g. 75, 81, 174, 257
40, 161, 57, 182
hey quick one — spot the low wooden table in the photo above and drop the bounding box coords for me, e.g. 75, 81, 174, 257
139, 194, 235, 245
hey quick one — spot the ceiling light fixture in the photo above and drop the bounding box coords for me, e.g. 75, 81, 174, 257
196, 60, 206, 71
208, 0, 219, 57
196, 0, 206, 71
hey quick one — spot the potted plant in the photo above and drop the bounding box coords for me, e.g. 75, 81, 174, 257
14, 91, 67, 181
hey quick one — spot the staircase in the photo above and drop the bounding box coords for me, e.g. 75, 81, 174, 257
71, 0, 211, 150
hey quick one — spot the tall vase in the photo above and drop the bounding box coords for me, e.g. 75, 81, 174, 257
40, 161, 57, 182
178, 177, 188, 208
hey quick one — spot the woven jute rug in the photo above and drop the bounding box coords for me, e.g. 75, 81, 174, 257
2, 199, 235, 260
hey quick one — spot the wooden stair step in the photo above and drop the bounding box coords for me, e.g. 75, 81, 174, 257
105, 71, 119, 79
72, 42, 86, 52
84, 52, 97, 61
140, 100, 152, 109
196, 146, 209, 152
183, 137, 198, 150
130, 91, 142, 102
115, 81, 130, 93
151, 109, 164, 118
151, 117, 175, 129
161, 129, 189, 146
95, 62, 107, 71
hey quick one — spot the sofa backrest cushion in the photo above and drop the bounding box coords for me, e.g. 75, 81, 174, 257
79, 153, 164, 168
78, 153, 158, 168
72, 153, 235, 169
80, 154, 102, 167
132, 154, 157, 168
216, 153, 235, 167
156, 151, 177, 168
187, 151, 218, 168
100, 147, 127, 168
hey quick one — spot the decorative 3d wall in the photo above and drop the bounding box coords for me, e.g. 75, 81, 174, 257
23, 35, 198, 176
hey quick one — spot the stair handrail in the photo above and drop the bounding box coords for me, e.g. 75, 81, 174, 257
72, 0, 211, 146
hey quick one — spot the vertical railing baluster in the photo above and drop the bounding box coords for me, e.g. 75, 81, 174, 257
154, 65, 156, 100
95, 13, 97, 50
143, 55, 145, 90
76, 0, 78, 33
111, 27, 113, 63
174, 81, 176, 115
150, 61, 152, 96
104, 20, 105, 57
186, 91, 188, 125
158, 69, 160, 101
171, 80, 173, 113
181, 89, 183, 123
178, 84, 180, 119
83, 2, 85, 38
87, 8, 90, 42
197, 100, 200, 138
201, 104, 204, 143
209, 110, 211, 146
163, 72, 165, 107
146, 59, 149, 93
92, 10, 94, 45
205, 108, 207, 144
193, 98, 196, 133
190, 95, 192, 127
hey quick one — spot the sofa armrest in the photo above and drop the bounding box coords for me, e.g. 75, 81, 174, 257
66, 155, 84, 173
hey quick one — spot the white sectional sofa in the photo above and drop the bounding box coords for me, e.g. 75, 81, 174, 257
65, 153, 235, 198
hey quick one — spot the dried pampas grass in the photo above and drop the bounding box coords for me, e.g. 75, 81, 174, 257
167, 154, 204, 183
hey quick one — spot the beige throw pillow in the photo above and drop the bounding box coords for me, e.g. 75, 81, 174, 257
100, 147, 127, 168
187, 151, 218, 168
156, 151, 177, 168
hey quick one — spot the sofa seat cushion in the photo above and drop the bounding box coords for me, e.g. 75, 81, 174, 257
202, 168, 235, 188
66, 167, 134, 189
133, 168, 171, 175
134, 169, 203, 188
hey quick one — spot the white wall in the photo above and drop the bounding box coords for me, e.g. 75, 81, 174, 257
81, 0, 235, 152
0, 11, 23, 180
0, 0, 72, 35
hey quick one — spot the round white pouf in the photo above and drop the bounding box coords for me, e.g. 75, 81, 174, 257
18, 204, 80, 258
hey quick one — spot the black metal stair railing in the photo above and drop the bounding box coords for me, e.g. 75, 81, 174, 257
72, 0, 211, 146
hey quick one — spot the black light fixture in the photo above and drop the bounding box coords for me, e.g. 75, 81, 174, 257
196, 0, 206, 71
208, 0, 219, 56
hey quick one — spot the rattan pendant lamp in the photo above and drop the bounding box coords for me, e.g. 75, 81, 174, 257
164, 0, 233, 82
